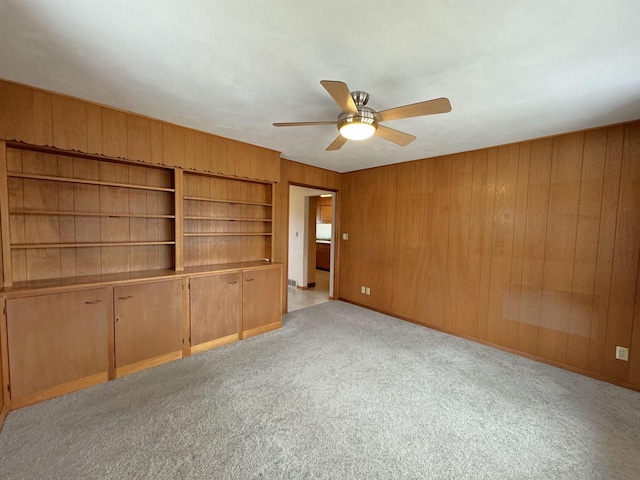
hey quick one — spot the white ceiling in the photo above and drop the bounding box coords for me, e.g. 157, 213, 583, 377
1, 1, 639, 173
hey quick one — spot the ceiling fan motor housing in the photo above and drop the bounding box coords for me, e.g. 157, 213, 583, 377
337, 106, 378, 132
351, 90, 369, 106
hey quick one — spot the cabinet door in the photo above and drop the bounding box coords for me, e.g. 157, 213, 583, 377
242, 267, 282, 337
190, 272, 241, 352
320, 205, 332, 224
316, 243, 331, 270
114, 279, 183, 375
6, 288, 108, 407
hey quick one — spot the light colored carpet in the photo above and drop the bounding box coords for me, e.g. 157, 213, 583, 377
1, 301, 639, 479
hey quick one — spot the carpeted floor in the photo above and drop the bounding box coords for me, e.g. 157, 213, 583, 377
1, 301, 639, 479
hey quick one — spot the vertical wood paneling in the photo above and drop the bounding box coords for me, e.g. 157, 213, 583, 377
586, 126, 623, 374
1, 79, 280, 182
455, 153, 474, 335
505, 142, 530, 349
603, 123, 640, 381
275, 159, 341, 312
424, 158, 451, 329
150, 120, 163, 166
32, 91, 53, 146
127, 114, 151, 163
51, 96, 87, 151
210, 136, 228, 175
536, 133, 584, 363
445, 154, 465, 333
184, 130, 195, 172
0, 82, 34, 143
391, 161, 429, 320
192, 131, 210, 172
102, 109, 127, 158
476, 148, 498, 340
162, 122, 185, 168
461, 150, 487, 337
339, 121, 640, 390
486, 144, 519, 347
86, 104, 103, 154
517, 138, 553, 355
565, 129, 607, 369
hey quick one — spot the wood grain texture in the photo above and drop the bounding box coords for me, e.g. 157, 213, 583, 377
0, 299, 7, 418
5, 148, 174, 282
0, 79, 280, 183
10, 372, 107, 410
114, 279, 183, 369
190, 272, 241, 346
274, 159, 341, 312
339, 121, 640, 389
241, 266, 281, 333
0, 142, 11, 286
6, 288, 108, 398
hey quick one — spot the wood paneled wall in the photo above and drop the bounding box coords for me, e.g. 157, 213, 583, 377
0, 79, 280, 183
340, 122, 640, 389
274, 159, 342, 312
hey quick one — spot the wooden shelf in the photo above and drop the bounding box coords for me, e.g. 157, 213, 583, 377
11, 241, 176, 250
8, 173, 175, 193
184, 233, 272, 237
183, 196, 271, 207
184, 216, 271, 222
10, 210, 175, 219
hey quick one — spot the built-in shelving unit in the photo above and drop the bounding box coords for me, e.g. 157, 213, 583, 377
182, 171, 273, 267
0, 142, 277, 286
2, 144, 177, 284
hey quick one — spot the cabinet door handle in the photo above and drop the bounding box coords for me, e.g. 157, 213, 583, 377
245, 278, 254, 282
228, 281, 238, 284
84, 299, 102, 305
118, 295, 134, 300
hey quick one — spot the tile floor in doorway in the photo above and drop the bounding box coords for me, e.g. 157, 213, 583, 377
288, 269, 331, 312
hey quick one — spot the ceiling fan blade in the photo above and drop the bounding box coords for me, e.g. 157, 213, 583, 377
326, 135, 347, 151
320, 80, 358, 114
375, 125, 416, 146
273, 121, 336, 127
375, 98, 451, 122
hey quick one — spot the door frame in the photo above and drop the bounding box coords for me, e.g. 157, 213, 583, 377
285, 181, 339, 312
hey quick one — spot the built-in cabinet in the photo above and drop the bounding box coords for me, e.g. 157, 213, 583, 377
114, 279, 184, 377
5, 288, 109, 409
241, 266, 282, 338
316, 196, 332, 224
189, 264, 282, 349
0, 140, 283, 413
190, 272, 242, 353
316, 243, 331, 271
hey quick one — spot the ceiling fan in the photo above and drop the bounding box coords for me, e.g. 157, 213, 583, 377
273, 80, 451, 151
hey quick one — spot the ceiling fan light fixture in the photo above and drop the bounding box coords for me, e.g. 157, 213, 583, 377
337, 107, 378, 141
339, 122, 376, 140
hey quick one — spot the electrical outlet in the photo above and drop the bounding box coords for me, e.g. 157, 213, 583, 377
365, 287, 371, 295
342, 233, 349, 240
361, 286, 366, 294
616, 346, 629, 361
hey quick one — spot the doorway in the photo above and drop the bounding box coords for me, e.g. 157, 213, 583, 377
287, 185, 335, 312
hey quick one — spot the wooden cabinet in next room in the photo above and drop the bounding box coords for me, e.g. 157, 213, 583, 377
242, 266, 282, 338
6, 288, 109, 408
114, 279, 183, 377
190, 272, 242, 353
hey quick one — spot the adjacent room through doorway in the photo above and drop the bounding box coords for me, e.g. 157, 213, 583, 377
287, 185, 335, 312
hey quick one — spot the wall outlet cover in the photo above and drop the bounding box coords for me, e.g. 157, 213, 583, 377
342, 233, 348, 240
616, 346, 629, 361
361, 286, 366, 293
